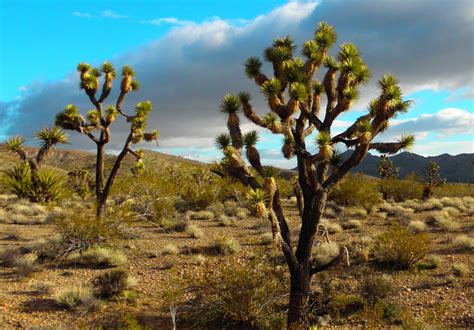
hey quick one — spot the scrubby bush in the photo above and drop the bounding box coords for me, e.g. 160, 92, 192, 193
29, 280, 53, 295
92, 268, 132, 299
343, 207, 368, 219
407, 220, 426, 233
342, 219, 362, 230
162, 244, 180, 256
261, 232, 274, 245
187, 210, 214, 220
217, 214, 233, 226
213, 237, 241, 255
452, 263, 469, 277
378, 203, 413, 225
427, 211, 460, 232
313, 242, 340, 266
329, 173, 381, 212
372, 225, 431, 269
320, 219, 343, 234
360, 275, 394, 304
415, 255, 441, 270
380, 175, 423, 202
184, 224, 203, 238
184, 260, 286, 328
192, 254, 207, 266
55, 285, 96, 310
453, 235, 474, 251
13, 252, 38, 277
68, 246, 127, 268
415, 199, 443, 212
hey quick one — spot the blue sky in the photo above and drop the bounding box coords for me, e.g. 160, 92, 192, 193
0, 0, 473, 168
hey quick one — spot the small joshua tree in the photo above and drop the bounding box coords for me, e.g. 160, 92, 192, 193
377, 154, 399, 199
55, 62, 158, 219
215, 22, 414, 327
4, 127, 68, 202
423, 161, 445, 200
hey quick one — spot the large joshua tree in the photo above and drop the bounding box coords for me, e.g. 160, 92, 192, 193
215, 22, 415, 327
55, 62, 158, 219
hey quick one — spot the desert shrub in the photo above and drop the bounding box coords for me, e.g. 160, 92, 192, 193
331, 294, 365, 317
217, 214, 233, 226
29, 280, 53, 295
4, 164, 67, 202
54, 207, 133, 253
68, 246, 127, 268
343, 207, 368, 219
323, 207, 338, 219
184, 224, 203, 238
192, 254, 207, 266
380, 175, 423, 202
434, 183, 474, 198
372, 225, 431, 269
360, 275, 394, 305
452, 263, 469, 277
427, 211, 460, 232
261, 232, 274, 245
415, 255, 441, 270
13, 252, 38, 277
329, 173, 381, 211
92, 268, 131, 299
320, 219, 343, 233
177, 169, 218, 211
415, 199, 443, 212
453, 235, 474, 251
378, 203, 413, 225
342, 219, 362, 230
187, 210, 214, 220
162, 244, 180, 255
213, 237, 241, 255
313, 242, 340, 266
55, 285, 96, 310
183, 260, 286, 328
439, 197, 467, 212
407, 220, 426, 233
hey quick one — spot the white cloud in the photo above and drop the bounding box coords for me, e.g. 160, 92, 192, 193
412, 141, 474, 156
101, 10, 128, 19
72, 11, 93, 18
141, 17, 194, 26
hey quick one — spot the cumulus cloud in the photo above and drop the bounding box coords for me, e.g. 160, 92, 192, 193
3, 0, 473, 162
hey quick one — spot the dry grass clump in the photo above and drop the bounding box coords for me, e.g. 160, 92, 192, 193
192, 254, 207, 266
13, 252, 39, 277
452, 235, 474, 251
92, 268, 133, 299
54, 285, 96, 310
261, 232, 274, 245
372, 225, 431, 269
68, 246, 127, 267
452, 263, 469, 277
400, 199, 420, 210
427, 211, 460, 232
415, 199, 443, 212
312, 242, 340, 266
217, 214, 233, 227
407, 220, 427, 233
344, 207, 368, 219
213, 237, 241, 255
360, 275, 394, 304
234, 208, 249, 220
162, 244, 180, 256
320, 219, 343, 234
184, 224, 203, 239
323, 207, 338, 219
415, 255, 442, 270
439, 197, 467, 212
378, 203, 413, 225
342, 219, 362, 230
29, 280, 53, 295
187, 210, 214, 220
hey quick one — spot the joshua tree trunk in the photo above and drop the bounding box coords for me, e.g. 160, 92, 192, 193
288, 269, 311, 328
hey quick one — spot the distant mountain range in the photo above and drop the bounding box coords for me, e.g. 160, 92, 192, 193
342, 151, 474, 183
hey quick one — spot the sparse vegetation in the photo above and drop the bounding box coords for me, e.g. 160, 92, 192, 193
68, 246, 127, 267
213, 237, 241, 255
92, 268, 132, 299
54, 285, 96, 310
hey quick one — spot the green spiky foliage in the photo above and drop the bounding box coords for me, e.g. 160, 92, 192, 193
54, 61, 159, 219
213, 21, 415, 327
423, 161, 446, 200
3, 127, 68, 202
68, 169, 93, 200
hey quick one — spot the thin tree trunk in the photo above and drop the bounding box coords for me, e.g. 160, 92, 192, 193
287, 269, 311, 329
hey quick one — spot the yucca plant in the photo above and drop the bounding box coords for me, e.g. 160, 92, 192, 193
213, 21, 415, 327
3, 127, 68, 202
246, 188, 269, 218
423, 161, 446, 200
54, 62, 159, 219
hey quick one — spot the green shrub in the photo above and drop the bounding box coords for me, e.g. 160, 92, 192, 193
213, 237, 241, 255
5, 164, 67, 202
360, 275, 394, 304
183, 260, 286, 328
329, 173, 380, 211
380, 175, 423, 202
415, 255, 441, 270
92, 268, 131, 299
68, 246, 127, 268
372, 225, 431, 269
55, 285, 96, 310
261, 232, 274, 245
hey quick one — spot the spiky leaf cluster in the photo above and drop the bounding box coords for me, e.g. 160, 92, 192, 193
35, 127, 68, 145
